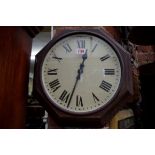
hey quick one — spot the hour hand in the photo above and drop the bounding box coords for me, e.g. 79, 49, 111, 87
67, 51, 88, 107
82, 50, 88, 60
78, 50, 88, 79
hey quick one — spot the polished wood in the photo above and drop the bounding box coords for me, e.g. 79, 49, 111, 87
23, 26, 44, 38
33, 29, 133, 128
0, 26, 42, 128
103, 26, 121, 42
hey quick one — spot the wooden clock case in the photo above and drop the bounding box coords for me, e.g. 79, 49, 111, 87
0, 26, 43, 128
33, 29, 133, 128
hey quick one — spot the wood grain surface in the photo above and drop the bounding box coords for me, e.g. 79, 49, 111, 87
0, 27, 32, 128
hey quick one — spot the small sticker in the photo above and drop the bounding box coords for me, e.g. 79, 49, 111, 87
77, 48, 86, 55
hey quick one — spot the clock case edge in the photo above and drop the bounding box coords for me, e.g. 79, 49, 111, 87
33, 29, 133, 128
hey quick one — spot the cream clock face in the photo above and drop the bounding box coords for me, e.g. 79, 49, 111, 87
41, 34, 121, 114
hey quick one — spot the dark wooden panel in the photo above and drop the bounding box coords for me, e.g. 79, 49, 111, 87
0, 27, 33, 128
23, 26, 44, 38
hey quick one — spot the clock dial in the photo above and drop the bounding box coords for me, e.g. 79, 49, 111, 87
41, 34, 121, 114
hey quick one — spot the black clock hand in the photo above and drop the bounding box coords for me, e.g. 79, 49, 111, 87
67, 76, 78, 108
67, 51, 88, 108
77, 50, 88, 79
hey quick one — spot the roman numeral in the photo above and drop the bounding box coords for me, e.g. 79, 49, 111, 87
99, 80, 112, 92
100, 54, 110, 61
104, 69, 115, 75
77, 40, 85, 48
76, 95, 83, 107
52, 52, 62, 62
59, 90, 70, 103
92, 92, 100, 103
49, 79, 61, 92
48, 69, 57, 75
63, 43, 72, 53
52, 56, 62, 61
91, 44, 98, 52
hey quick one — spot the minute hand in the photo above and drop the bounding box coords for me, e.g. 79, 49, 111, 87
67, 51, 88, 108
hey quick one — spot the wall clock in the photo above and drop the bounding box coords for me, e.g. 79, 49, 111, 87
33, 29, 133, 128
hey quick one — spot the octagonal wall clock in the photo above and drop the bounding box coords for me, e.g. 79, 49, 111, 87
33, 29, 133, 128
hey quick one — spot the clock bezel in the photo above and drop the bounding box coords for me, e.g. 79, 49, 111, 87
34, 29, 125, 116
